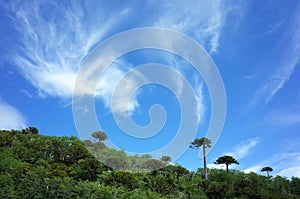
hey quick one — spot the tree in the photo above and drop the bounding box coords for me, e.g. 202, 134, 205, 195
215, 155, 239, 173
21, 127, 39, 135
144, 159, 165, 171
190, 137, 212, 180
91, 131, 107, 142
160, 155, 171, 164
291, 177, 300, 196
261, 166, 273, 177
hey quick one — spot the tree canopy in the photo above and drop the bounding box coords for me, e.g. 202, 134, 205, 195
91, 131, 107, 142
215, 155, 239, 173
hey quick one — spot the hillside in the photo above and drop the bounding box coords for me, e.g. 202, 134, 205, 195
0, 128, 300, 199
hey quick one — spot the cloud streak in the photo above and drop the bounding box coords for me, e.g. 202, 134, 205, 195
154, 0, 226, 53
265, 108, 300, 127
3, 1, 227, 117
226, 137, 260, 160
251, 4, 300, 107
8, 1, 121, 98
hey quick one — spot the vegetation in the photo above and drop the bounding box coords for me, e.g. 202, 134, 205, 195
0, 128, 300, 198
91, 131, 108, 142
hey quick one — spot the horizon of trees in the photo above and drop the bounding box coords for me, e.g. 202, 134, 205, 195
0, 128, 300, 198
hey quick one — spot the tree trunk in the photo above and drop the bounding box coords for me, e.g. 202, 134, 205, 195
226, 163, 229, 173
203, 144, 207, 180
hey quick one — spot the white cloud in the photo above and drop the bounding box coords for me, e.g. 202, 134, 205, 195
207, 138, 259, 172
7, 1, 127, 99
226, 137, 260, 160
5, 1, 227, 117
163, 55, 206, 125
243, 74, 258, 80
194, 79, 205, 125
154, 0, 226, 53
243, 152, 300, 178
0, 99, 26, 130
243, 165, 262, 174
265, 108, 300, 127
207, 163, 225, 170
96, 60, 146, 115
252, 7, 300, 106
278, 166, 300, 178
6, 1, 145, 114
207, 137, 259, 173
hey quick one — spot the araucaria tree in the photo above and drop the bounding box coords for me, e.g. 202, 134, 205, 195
261, 166, 273, 177
190, 137, 212, 180
91, 131, 108, 142
215, 155, 239, 173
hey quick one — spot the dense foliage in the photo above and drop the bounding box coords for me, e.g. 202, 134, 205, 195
1, 128, 300, 198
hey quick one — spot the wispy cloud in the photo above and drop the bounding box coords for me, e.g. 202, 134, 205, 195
264, 20, 285, 36
243, 152, 300, 178
243, 74, 258, 80
95, 60, 146, 115
163, 54, 206, 125
3, 1, 228, 117
0, 98, 26, 130
3, 1, 128, 98
251, 5, 300, 107
226, 137, 260, 160
265, 108, 300, 127
193, 78, 205, 125
154, 0, 227, 53
4, 1, 143, 114
207, 137, 259, 170
278, 166, 300, 178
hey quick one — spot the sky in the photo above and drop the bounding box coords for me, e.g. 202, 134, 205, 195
0, 0, 300, 178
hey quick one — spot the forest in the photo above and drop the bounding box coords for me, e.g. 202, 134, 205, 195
1, 128, 300, 199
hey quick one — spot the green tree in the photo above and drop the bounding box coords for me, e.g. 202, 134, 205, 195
261, 166, 273, 177
160, 155, 171, 164
91, 131, 107, 142
106, 156, 129, 170
21, 127, 39, 135
144, 159, 165, 171
190, 137, 212, 180
214, 155, 239, 173
291, 177, 300, 196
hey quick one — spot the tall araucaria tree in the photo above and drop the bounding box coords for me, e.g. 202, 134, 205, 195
215, 155, 239, 173
261, 166, 273, 177
91, 131, 107, 142
190, 137, 212, 180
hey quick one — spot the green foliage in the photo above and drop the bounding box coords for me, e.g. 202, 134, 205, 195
0, 129, 300, 198
291, 177, 300, 195
21, 127, 39, 135
215, 155, 239, 173
190, 137, 212, 149
160, 155, 171, 163
91, 131, 107, 142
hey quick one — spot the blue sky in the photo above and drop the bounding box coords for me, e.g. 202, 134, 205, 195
1, 0, 300, 178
